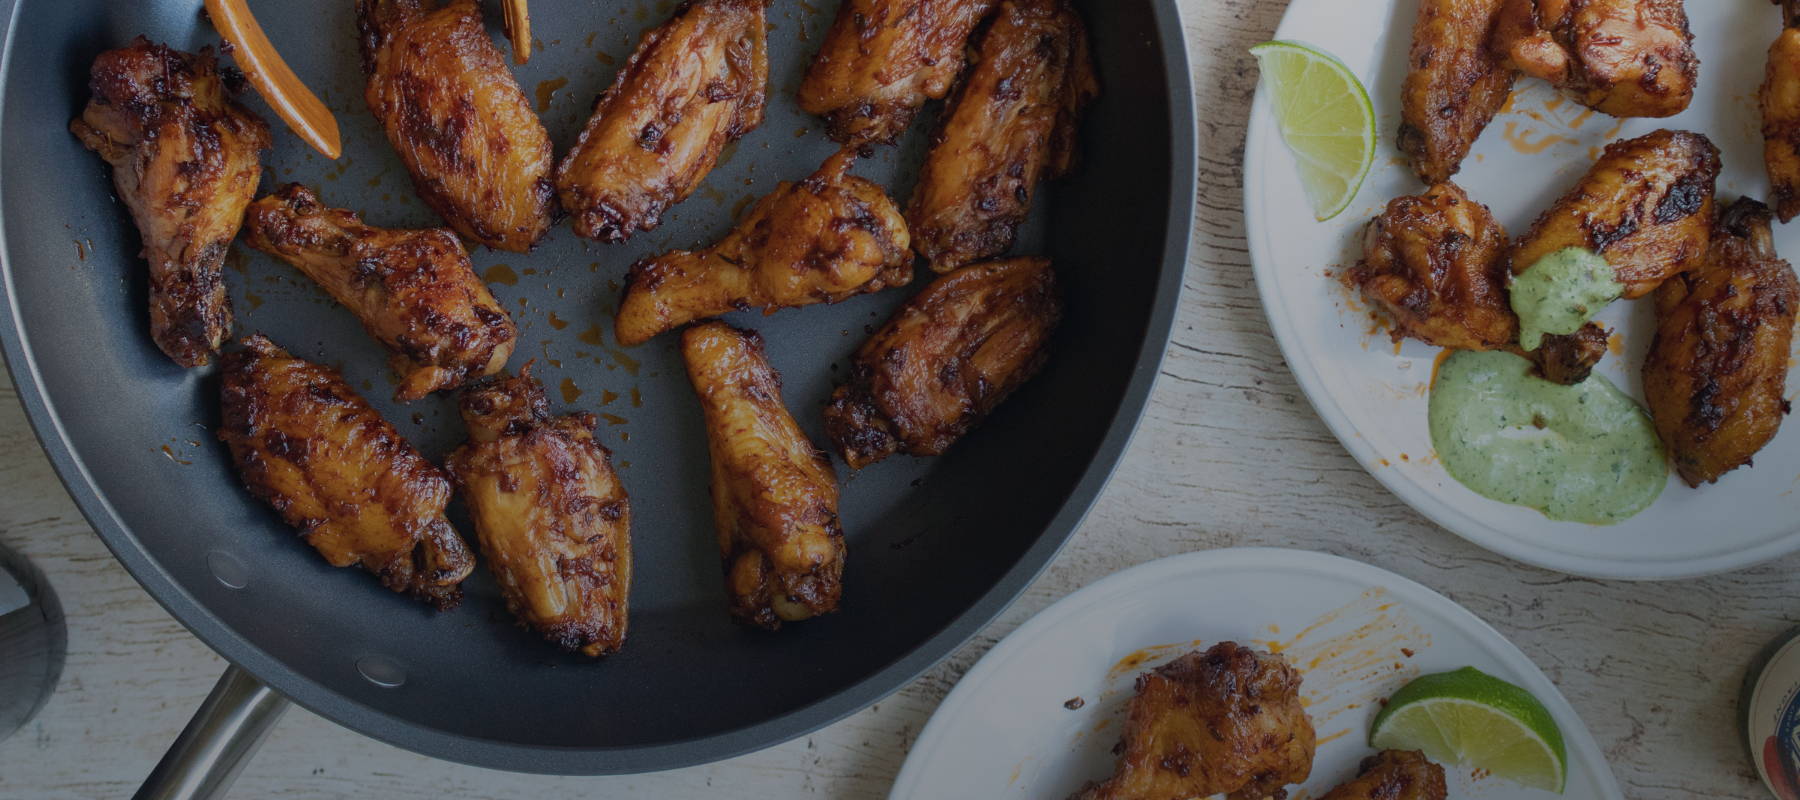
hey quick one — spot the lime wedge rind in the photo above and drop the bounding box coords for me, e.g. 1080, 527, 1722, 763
1249, 39, 1377, 221
1369, 666, 1569, 793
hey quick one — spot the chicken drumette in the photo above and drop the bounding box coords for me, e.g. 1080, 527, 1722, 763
1319, 751, 1448, 800
1398, 0, 1517, 184
1763, 0, 1800, 221
70, 37, 271, 367
1493, 0, 1697, 119
447, 366, 633, 656
244, 183, 517, 402
218, 335, 475, 609
1349, 182, 1518, 351
798, 0, 1001, 145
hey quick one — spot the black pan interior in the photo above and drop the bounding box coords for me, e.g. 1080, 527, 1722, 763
0, 0, 1191, 773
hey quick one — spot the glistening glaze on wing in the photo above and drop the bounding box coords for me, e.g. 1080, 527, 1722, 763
797, 0, 1001, 145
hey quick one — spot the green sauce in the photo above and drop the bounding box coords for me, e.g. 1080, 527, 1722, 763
1509, 248, 1621, 351
1428, 350, 1666, 525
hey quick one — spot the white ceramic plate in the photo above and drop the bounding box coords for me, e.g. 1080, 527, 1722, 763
1244, 1, 1800, 579
889, 548, 1621, 799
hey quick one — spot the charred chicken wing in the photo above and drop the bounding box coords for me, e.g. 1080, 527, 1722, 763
447, 366, 633, 656
1764, 1, 1800, 222
682, 322, 845, 629
71, 38, 271, 367
1398, 0, 1517, 183
219, 335, 475, 609
1077, 642, 1316, 800
1645, 198, 1800, 487
1349, 182, 1518, 351
616, 150, 911, 346
906, 0, 1096, 272
1319, 751, 1448, 800
1493, 0, 1697, 118
824, 257, 1060, 469
357, 0, 555, 252
244, 183, 517, 402
555, 0, 767, 243
798, 0, 1001, 145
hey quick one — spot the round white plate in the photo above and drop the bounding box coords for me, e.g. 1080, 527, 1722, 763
889, 548, 1621, 799
1244, 1, 1800, 578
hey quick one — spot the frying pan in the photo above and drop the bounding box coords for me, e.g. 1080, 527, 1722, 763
0, 0, 1195, 793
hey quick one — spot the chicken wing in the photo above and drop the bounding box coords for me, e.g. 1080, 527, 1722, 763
1398, 0, 1517, 184
1523, 321, 1609, 385
824, 257, 1060, 469
244, 183, 517, 402
1644, 198, 1800, 487
615, 150, 911, 346
797, 0, 1002, 145
905, 0, 1096, 272
70, 38, 271, 368
357, 0, 555, 252
682, 322, 845, 629
555, 0, 767, 243
1763, 1, 1800, 222
218, 335, 475, 609
1319, 751, 1448, 800
1349, 182, 1518, 351
1492, 0, 1697, 119
1077, 642, 1316, 800
447, 366, 632, 656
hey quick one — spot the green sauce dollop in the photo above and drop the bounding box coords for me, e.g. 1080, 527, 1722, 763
1428, 350, 1666, 525
1509, 248, 1621, 351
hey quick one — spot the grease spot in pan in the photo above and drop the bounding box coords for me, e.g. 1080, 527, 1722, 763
356, 655, 407, 689
205, 551, 249, 590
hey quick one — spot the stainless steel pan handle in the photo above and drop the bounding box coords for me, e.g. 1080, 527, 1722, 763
134, 665, 289, 800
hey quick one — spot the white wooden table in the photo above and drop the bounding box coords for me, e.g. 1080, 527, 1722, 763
0, 1, 1788, 797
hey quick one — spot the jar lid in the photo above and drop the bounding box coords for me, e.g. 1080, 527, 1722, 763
1744, 627, 1800, 800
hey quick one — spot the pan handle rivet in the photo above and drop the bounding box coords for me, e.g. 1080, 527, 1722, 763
205, 551, 249, 590
356, 655, 407, 689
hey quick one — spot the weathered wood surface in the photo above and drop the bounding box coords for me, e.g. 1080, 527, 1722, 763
0, 1, 1785, 797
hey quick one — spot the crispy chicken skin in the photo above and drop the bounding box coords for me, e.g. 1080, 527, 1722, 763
218, 335, 475, 609
1522, 321, 1609, 385
1398, 0, 1517, 184
1077, 642, 1316, 800
555, 0, 768, 243
1349, 182, 1518, 351
1493, 0, 1697, 119
1763, 3, 1800, 222
244, 184, 517, 402
616, 150, 911, 346
70, 38, 271, 368
1644, 198, 1800, 487
447, 367, 632, 656
798, 0, 1002, 145
682, 323, 845, 629
357, 0, 555, 252
906, 0, 1096, 272
1319, 751, 1448, 800
824, 258, 1060, 469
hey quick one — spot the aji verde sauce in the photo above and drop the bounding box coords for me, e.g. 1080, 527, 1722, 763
1428, 350, 1666, 524
1510, 248, 1621, 350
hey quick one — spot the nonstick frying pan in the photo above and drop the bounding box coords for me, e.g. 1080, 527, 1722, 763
0, 0, 1195, 792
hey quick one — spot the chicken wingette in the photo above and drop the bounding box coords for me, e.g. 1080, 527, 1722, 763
1319, 751, 1448, 800
70, 38, 271, 368
1398, 0, 1516, 184
218, 335, 475, 609
797, 0, 1001, 145
1493, 0, 1697, 119
906, 0, 1096, 272
244, 183, 517, 402
556, 0, 767, 243
447, 367, 632, 656
683, 322, 845, 629
615, 150, 911, 346
1349, 182, 1518, 351
1764, 0, 1800, 222
825, 258, 1060, 469
1644, 198, 1800, 487
1076, 642, 1316, 800
357, 0, 555, 252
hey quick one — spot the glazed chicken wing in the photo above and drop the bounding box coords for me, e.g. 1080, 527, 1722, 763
70, 38, 271, 367
1763, 1, 1800, 222
1349, 182, 1518, 351
824, 257, 1060, 469
682, 322, 845, 629
616, 150, 911, 346
357, 0, 555, 252
1319, 751, 1448, 800
1398, 0, 1517, 184
1493, 0, 1696, 119
907, 0, 1097, 272
447, 367, 632, 656
1644, 198, 1800, 487
244, 183, 517, 402
1077, 642, 1316, 800
555, 0, 767, 243
798, 0, 1001, 145
218, 335, 475, 609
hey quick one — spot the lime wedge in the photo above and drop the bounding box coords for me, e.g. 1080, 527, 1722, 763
1370, 666, 1569, 793
1249, 40, 1377, 221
